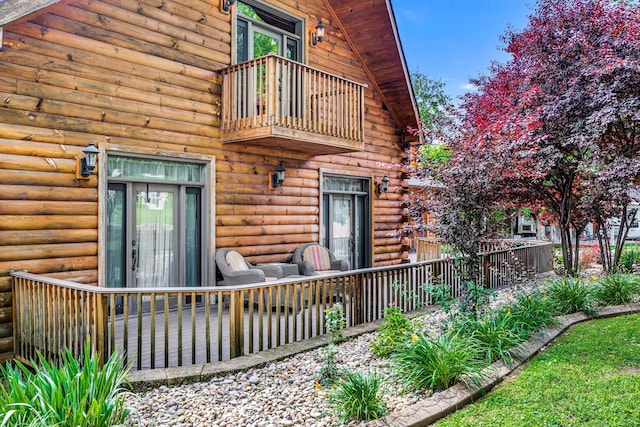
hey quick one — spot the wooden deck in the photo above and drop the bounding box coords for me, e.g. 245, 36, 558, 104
11, 242, 555, 371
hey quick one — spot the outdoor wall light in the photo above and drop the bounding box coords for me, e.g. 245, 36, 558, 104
221, 0, 236, 12
311, 20, 326, 46
271, 161, 286, 188
76, 140, 99, 179
376, 175, 390, 195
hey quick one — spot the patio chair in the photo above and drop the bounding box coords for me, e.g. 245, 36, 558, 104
292, 243, 350, 276
215, 248, 284, 286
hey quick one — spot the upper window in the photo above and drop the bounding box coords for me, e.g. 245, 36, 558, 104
236, 1, 303, 63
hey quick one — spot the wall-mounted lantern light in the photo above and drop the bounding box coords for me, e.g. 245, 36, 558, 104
311, 20, 326, 46
271, 161, 286, 188
221, 0, 236, 13
76, 140, 99, 179
376, 175, 389, 196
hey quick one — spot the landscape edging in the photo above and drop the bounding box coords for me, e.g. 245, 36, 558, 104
366, 303, 640, 427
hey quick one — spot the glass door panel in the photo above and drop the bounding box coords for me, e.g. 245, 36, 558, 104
332, 195, 353, 263
132, 184, 177, 288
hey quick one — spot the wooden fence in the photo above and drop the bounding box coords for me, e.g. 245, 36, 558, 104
11, 242, 553, 371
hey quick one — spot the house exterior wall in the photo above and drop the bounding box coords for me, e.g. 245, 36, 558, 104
0, 0, 411, 359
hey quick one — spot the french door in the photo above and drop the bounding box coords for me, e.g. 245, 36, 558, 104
106, 157, 204, 292
322, 175, 371, 269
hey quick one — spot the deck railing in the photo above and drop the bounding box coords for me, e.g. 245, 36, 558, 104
221, 54, 366, 143
11, 242, 553, 371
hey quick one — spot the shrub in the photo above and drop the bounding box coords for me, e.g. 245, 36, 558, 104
0, 342, 131, 427
618, 245, 640, 273
545, 277, 596, 316
578, 243, 600, 270
453, 310, 527, 367
329, 370, 386, 422
392, 333, 485, 392
316, 343, 341, 386
594, 273, 640, 305
508, 290, 559, 333
324, 304, 346, 343
370, 306, 414, 358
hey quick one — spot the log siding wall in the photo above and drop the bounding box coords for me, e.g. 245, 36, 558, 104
0, 0, 410, 360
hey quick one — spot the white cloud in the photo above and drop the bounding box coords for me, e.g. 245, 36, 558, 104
460, 83, 478, 92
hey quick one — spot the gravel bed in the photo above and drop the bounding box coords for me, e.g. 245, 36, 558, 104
126, 278, 546, 426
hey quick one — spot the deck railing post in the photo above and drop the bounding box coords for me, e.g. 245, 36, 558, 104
229, 291, 244, 358
94, 292, 107, 366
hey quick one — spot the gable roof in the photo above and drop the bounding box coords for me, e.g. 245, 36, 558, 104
326, 0, 419, 132
1, 0, 420, 132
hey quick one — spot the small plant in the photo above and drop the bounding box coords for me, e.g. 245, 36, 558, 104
545, 277, 597, 316
317, 343, 341, 386
370, 305, 414, 358
461, 279, 495, 317
324, 304, 346, 343
0, 342, 131, 427
594, 273, 640, 305
423, 280, 456, 313
329, 370, 386, 422
392, 332, 485, 392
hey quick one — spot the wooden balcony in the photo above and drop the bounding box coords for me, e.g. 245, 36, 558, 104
221, 54, 366, 155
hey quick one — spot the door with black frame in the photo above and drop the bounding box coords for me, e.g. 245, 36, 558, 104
106, 156, 205, 313
322, 175, 371, 270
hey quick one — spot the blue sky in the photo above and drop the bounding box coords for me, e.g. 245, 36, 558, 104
394, 0, 533, 101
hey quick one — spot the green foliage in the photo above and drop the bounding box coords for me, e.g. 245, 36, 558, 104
392, 333, 485, 392
370, 306, 414, 358
462, 280, 496, 318
423, 280, 457, 313
453, 310, 527, 367
0, 342, 131, 427
325, 304, 346, 343
419, 143, 452, 171
618, 245, 640, 273
329, 370, 386, 422
594, 273, 640, 305
316, 343, 341, 387
437, 314, 640, 426
508, 290, 559, 332
545, 277, 597, 316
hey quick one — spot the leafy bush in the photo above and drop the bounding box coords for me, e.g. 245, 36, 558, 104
370, 306, 414, 358
0, 343, 131, 427
324, 304, 346, 343
453, 310, 527, 367
545, 277, 596, 316
508, 290, 559, 333
329, 370, 386, 422
316, 343, 341, 386
618, 245, 640, 273
594, 273, 640, 305
422, 280, 456, 313
392, 333, 485, 392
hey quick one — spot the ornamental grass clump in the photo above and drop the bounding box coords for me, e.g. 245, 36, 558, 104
370, 305, 414, 358
329, 370, 386, 422
392, 333, 485, 392
545, 277, 597, 316
594, 273, 640, 305
0, 342, 131, 427
453, 310, 527, 367
507, 290, 559, 333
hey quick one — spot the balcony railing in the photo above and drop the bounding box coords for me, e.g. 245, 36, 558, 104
10, 242, 553, 371
221, 54, 366, 155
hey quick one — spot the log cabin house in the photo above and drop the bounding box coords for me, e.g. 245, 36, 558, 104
0, 0, 419, 362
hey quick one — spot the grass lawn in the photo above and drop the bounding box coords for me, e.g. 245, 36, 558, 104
436, 314, 640, 427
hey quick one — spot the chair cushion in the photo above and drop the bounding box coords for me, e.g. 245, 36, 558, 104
303, 245, 331, 271
226, 251, 248, 271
